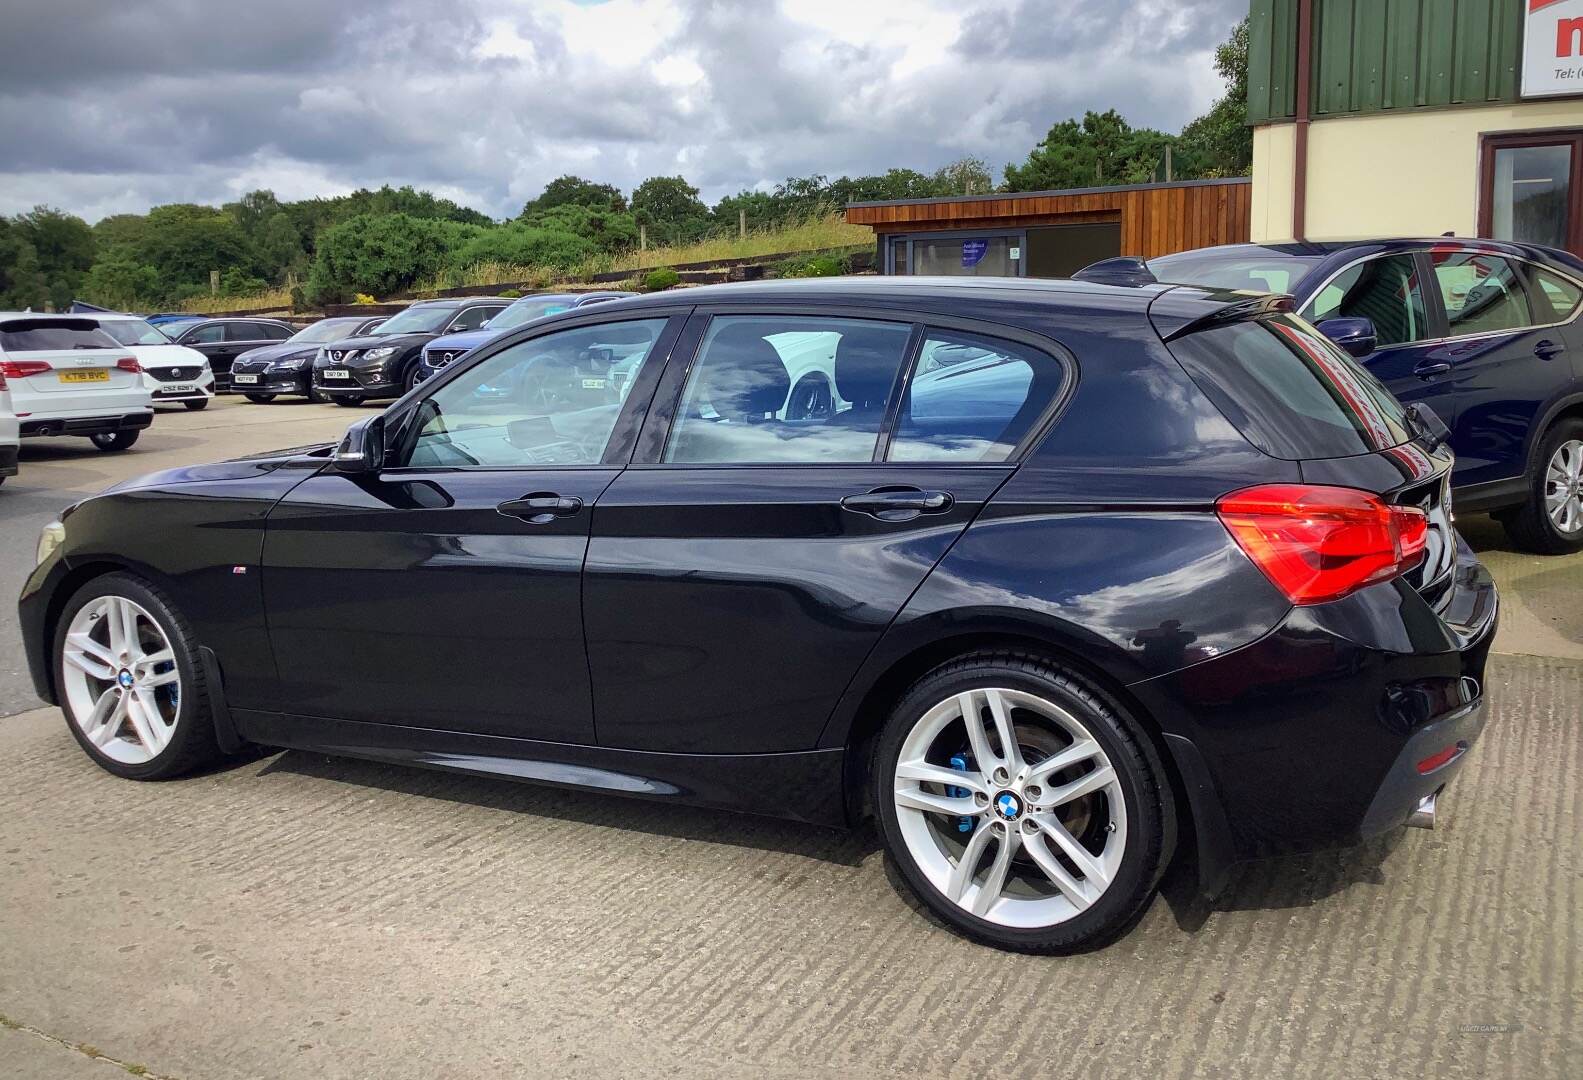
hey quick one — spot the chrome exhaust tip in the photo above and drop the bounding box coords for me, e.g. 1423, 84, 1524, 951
1407, 791, 1438, 830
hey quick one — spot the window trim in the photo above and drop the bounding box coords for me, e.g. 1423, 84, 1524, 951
631, 303, 1076, 470
1477, 129, 1583, 258
377, 309, 690, 473
1297, 247, 1583, 348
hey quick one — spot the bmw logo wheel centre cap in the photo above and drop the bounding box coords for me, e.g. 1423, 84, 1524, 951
994, 791, 1022, 821
116, 669, 135, 689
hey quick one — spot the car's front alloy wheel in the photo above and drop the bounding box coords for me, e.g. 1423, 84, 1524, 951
55, 574, 221, 779
875, 653, 1171, 953
1504, 418, 1583, 554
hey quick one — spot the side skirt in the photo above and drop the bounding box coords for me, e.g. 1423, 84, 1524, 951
232, 710, 849, 827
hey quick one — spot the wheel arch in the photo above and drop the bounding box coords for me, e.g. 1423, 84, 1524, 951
1521, 391, 1583, 479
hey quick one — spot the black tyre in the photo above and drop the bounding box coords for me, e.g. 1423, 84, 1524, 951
403, 365, 422, 395
1502, 417, 1583, 555
332, 395, 365, 407
872, 651, 1173, 953
52, 572, 223, 780
183, 399, 210, 411
243, 393, 277, 404
307, 387, 327, 403
89, 430, 139, 452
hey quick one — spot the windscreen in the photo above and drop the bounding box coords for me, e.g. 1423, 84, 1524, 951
489, 298, 575, 330
1166, 315, 1412, 460
371, 305, 452, 335
290, 319, 364, 344
99, 319, 171, 346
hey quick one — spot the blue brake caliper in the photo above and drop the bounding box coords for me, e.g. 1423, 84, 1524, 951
948, 753, 975, 834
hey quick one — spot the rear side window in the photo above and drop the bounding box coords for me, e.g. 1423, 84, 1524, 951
889, 332, 1064, 462
1531, 268, 1583, 322
1431, 252, 1532, 336
0, 321, 119, 352
186, 324, 224, 343
1302, 254, 1429, 347
1167, 316, 1412, 460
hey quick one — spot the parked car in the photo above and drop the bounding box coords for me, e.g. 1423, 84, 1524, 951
20, 278, 1496, 954
160, 318, 295, 393
94, 313, 216, 411
312, 298, 512, 405
230, 316, 388, 403
144, 313, 204, 332
0, 313, 152, 451
416, 292, 637, 383
0, 368, 17, 486
1082, 239, 1583, 553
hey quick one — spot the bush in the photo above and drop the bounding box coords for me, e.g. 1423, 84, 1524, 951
644, 267, 681, 291
776, 254, 847, 278
451, 223, 596, 273
305, 213, 483, 304
498, 289, 523, 298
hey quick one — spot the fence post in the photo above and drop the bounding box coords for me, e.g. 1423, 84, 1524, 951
639, 225, 647, 252
210, 270, 220, 295
739, 209, 747, 239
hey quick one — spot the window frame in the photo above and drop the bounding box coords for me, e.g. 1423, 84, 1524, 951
631, 303, 1076, 470
1298, 251, 1431, 349
1477, 130, 1583, 258
377, 307, 691, 474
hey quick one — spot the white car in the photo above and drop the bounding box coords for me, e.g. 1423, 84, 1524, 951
0, 313, 154, 452
95, 313, 217, 410
0, 369, 17, 486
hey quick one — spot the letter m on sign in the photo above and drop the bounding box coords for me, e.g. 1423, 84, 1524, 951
1561, 15, 1583, 57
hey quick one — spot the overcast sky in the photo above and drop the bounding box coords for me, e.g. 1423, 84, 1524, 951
0, 0, 1245, 223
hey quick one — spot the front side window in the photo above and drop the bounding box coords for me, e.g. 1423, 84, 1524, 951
1302, 254, 1428, 347
450, 306, 498, 333
664, 316, 912, 464
890, 332, 1064, 462
1532, 267, 1583, 322
1431, 252, 1533, 336
186, 324, 224, 343
402, 318, 668, 468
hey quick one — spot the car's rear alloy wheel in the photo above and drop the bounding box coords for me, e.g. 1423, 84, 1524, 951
875, 653, 1171, 953
89, 431, 139, 452
55, 574, 221, 779
1504, 418, 1583, 554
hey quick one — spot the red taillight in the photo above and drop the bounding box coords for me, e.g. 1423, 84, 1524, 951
1416, 742, 1466, 775
0, 360, 51, 379
1217, 484, 1429, 605
116, 357, 142, 373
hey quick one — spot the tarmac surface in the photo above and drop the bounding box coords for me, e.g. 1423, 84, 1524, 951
2, 398, 1579, 1078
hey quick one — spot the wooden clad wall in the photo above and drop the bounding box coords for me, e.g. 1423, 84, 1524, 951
846, 180, 1252, 260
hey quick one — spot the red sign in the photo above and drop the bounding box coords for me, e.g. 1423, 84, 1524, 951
1524, 0, 1583, 97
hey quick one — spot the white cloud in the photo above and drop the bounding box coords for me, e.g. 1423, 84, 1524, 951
0, 0, 1244, 222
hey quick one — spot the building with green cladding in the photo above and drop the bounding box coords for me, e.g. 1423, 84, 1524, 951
1247, 0, 1583, 255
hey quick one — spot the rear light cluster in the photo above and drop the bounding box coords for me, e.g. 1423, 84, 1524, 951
116, 357, 142, 373
1217, 484, 1428, 605
0, 360, 51, 379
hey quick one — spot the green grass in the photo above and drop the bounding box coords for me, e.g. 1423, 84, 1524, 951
180, 286, 294, 314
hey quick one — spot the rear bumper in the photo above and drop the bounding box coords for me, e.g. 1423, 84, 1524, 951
0, 442, 17, 477
1131, 532, 1499, 881
19, 411, 153, 438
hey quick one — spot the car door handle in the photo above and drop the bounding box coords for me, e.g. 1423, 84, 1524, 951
497, 493, 583, 522
1535, 339, 1564, 360
841, 487, 954, 520
1413, 360, 1452, 379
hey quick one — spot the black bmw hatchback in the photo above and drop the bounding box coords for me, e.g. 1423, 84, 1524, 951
19, 278, 1496, 953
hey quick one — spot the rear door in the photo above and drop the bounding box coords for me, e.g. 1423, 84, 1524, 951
584, 310, 1071, 754
1419, 249, 1562, 486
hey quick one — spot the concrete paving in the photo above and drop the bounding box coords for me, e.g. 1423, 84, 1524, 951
1, 396, 1580, 1077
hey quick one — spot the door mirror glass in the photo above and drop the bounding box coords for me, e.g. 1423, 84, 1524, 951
332, 416, 384, 474
1316, 317, 1378, 359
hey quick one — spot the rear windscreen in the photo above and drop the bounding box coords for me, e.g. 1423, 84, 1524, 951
0, 321, 119, 352
1166, 315, 1412, 460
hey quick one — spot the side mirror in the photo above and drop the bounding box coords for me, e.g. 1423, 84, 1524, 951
331, 415, 384, 474
1317, 317, 1377, 359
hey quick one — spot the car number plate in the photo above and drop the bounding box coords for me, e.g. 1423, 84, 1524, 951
166, 384, 195, 393
322, 369, 351, 380
233, 374, 259, 385
59, 370, 110, 384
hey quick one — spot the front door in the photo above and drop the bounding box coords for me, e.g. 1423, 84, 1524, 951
259, 314, 680, 742
585, 313, 1070, 754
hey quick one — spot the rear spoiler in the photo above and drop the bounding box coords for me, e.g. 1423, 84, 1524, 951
1160, 292, 1295, 342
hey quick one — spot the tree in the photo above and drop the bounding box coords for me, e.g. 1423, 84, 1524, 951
4, 207, 96, 303
257, 212, 307, 280
1003, 110, 1173, 191
2, 240, 49, 310
630, 175, 710, 243
932, 157, 995, 196
518, 203, 639, 253
451, 222, 597, 270
1177, 18, 1253, 178
82, 250, 160, 310
138, 204, 256, 299
521, 175, 627, 216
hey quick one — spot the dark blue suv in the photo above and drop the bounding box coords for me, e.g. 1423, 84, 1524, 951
1101, 240, 1583, 553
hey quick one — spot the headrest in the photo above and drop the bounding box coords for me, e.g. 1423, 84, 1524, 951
700, 325, 790, 422
835, 326, 908, 407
